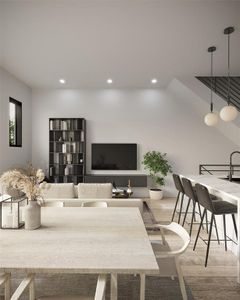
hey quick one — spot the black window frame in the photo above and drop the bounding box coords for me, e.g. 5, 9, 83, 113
9, 97, 22, 147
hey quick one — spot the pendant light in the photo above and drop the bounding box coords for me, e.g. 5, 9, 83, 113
220, 27, 238, 122
204, 46, 219, 126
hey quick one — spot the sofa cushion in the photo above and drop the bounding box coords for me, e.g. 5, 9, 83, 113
48, 198, 143, 215
42, 183, 75, 199
78, 183, 112, 199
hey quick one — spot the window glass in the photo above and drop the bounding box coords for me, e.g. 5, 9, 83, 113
9, 98, 22, 147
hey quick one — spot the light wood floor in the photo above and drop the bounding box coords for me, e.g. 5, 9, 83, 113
147, 197, 240, 300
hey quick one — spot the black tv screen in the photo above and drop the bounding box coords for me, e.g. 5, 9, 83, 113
92, 143, 137, 170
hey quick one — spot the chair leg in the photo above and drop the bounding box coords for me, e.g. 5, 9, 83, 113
182, 198, 191, 227
232, 214, 238, 239
197, 202, 204, 230
205, 212, 209, 234
213, 216, 220, 245
193, 209, 206, 251
175, 257, 188, 300
189, 201, 196, 237
172, 191, 180, 222
178, 193, 185, 224
205, 214, 214, 267
223, 215, 227, 251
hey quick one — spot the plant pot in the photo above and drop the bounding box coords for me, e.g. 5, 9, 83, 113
149, 189, 163, 200
23, 201, 41, 230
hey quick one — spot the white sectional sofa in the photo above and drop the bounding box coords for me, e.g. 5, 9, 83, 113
42, 183, 143, 214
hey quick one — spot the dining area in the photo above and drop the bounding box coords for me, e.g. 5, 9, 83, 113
0, 173, 239, 300
0, 196, 193, 300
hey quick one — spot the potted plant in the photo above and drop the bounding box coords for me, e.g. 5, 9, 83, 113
142, 151, 172, 200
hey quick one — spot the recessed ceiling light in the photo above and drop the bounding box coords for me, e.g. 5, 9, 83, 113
59, 79, 66, 84
107, 78, 113, 84
151, 78, 157, 84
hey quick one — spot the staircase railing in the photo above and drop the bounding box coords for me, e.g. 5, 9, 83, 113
199, 164, 240, 176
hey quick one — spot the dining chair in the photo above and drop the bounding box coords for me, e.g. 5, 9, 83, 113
0, 273, 11, 300
172, 174, 185, 224
82, 201, 108, 208
10, 274, 107, 300
142, 222, 190, 300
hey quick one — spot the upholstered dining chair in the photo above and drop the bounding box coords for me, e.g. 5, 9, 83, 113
82, 201, 108, 208
10, 274, 107, 300
142, 222, 190, 300
0, 273, 11, 300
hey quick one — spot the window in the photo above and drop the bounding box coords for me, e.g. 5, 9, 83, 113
9, 98, 22, 147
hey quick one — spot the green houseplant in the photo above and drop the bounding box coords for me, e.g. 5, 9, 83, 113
142, 151, 172, 200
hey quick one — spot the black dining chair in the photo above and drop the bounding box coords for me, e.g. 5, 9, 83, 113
172, 174, 185, 224
194, 183, 238, 267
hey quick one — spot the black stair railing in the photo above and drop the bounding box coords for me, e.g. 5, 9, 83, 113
196, 76, 240, 111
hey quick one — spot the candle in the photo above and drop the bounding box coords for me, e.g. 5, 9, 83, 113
3, 213, 13, 228
12, 211, 19, 228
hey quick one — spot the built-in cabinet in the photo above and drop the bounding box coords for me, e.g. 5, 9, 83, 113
49, 118, 86, 184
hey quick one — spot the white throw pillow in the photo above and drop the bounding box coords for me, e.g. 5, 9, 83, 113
42, 183, 75, 199
78, 183, 112, 199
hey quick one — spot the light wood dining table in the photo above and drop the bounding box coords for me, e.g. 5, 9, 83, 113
0, 207, 159, 299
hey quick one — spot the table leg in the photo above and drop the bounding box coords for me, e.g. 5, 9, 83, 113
237, 202, 240, 284
4, 273, 11, 300
140, 274, 145, 300
111, 273, 118, 300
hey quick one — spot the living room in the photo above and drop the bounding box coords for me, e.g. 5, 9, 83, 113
0, 1, 240, 299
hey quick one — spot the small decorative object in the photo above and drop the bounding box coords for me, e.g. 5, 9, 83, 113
49, 120, 53, 130
0, 196, 27, 229
61, 120, 68, 130
59, 137, 62, 142
67, 153, 72, 164
81, 131, 84, 141
62, 143, 66, 153
127, 180, 132, 197
64, 166, 69, 176
142, 151, 172, 200
0, 165, 50, 230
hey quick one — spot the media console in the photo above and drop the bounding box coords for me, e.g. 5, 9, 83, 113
85, 174, 147, 187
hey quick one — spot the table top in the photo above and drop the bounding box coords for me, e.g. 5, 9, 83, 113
0, 207, 159, 275
182, 175, 240, 202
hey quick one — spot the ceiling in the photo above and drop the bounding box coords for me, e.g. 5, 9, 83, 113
0, 0, 240, 88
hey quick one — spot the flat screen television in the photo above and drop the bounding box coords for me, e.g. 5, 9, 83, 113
92, 143, 137, 170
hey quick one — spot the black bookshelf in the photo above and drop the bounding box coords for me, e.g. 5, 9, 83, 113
49, 118, 86, 184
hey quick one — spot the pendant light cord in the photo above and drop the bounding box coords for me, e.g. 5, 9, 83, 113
210, 51, 213, 112
227, 33, 231, 105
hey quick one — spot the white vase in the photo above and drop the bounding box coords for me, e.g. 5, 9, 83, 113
149, 189, 163, 200
24, 201, 41, 230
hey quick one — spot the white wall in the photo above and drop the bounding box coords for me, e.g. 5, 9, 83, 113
0, 67, 32, 173
31, 85, 238, 196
